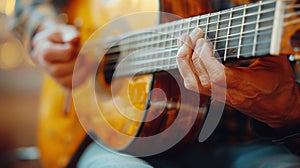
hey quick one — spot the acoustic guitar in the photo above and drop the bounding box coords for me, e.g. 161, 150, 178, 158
38, 0, 210, 167
38, 0, 300, 167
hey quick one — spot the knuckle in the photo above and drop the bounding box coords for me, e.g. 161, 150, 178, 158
210, 70, 226, 85
177, 53, 189, 60
200, 80, 210, 90
43, 52, 52, 62
50, 66, 61, 77
183, 80, 198, 91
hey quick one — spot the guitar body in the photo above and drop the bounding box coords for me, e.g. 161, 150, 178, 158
38, 0, 211, 167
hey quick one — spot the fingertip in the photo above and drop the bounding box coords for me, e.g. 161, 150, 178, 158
195, 38, 206, 48
191, 28, 203, 37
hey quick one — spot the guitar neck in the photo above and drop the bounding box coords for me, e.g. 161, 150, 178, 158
104, 0, 299, 77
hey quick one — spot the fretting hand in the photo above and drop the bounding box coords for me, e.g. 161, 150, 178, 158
176, 28, 300, 128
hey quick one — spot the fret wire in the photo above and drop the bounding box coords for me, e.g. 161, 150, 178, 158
204, 13, 210, 39
151, 28, 156, 68
213, 12, 221, 53
252, 1, 262, 56
196, 15, 201, 30
168, 23, 175, 69
224, 8, 233, 61
162, 27, 167, 67
237, 4, 246, 59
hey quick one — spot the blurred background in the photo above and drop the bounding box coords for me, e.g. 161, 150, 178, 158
0, 0, 42, 167
0, 0, 299, 168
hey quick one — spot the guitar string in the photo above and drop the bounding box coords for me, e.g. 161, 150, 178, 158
103, 25, 273, 64
105, 16, 275, 55
108, 30, 272, 64
103, 39, 271, 73
106, 29, 296, 71
111, 45, 272, 77
105, 25, 274, 59
103, 24, 272, 71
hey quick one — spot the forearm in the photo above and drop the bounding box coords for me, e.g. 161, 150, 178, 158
224, 56, 300, 128
285, 82, 300, 126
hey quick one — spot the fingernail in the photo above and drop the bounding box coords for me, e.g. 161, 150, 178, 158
191, 28, 200, 35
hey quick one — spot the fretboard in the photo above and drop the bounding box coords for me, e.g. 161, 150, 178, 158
103, 0, 283, 77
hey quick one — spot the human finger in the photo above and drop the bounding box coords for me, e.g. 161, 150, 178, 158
192, 38, 211, 91
189, 28, 204, 46
176, 34, 201, 92
199, 40, 225, 86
